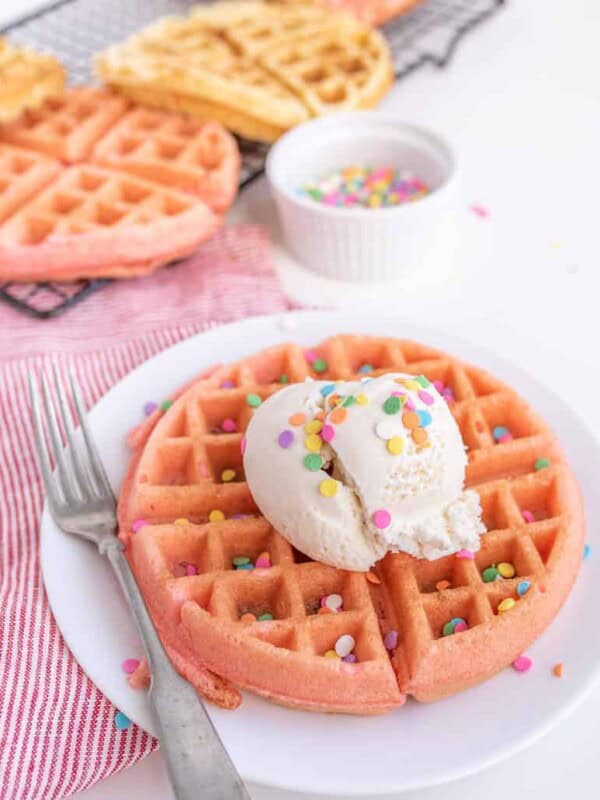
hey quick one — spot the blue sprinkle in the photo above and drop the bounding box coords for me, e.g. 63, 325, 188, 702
320, 383, 336, 397
450, 617, 465, 627
517, 580, 531, 597
492, 425, 509, 441
236, 563, 254, 571
584, 543, 591, 560
358, 364, 374, 374
114, 711, 131, 730
417, 409, 432, 427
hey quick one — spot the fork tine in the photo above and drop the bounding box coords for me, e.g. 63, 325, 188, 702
51, 364, 89, 502
69, 369, 115, 502
40, 371, 78, 504
28, 373, 63, 514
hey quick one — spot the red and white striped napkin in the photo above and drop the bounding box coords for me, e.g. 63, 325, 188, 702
0, 225, 293, 800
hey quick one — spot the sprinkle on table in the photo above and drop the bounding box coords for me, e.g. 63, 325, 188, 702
470, 204, 490, 219
121, 658, 140, 675
512, 655, 532, 672
143, 401, 158, 416
583, 543, 591, 560
553, 662, 564, 678
114, 711, 131, 730
299, 166, 430, 209
246, 393, 262, 408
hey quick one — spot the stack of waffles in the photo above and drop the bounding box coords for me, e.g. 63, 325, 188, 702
0, 88, 240, 281
118, 335, 584, 713
0, 38, 65, 123
95, 2, 394, 143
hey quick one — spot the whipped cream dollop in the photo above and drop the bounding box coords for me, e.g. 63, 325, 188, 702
243, 373, 485, 571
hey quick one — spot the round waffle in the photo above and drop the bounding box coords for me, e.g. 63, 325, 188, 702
118, 335, 584, 714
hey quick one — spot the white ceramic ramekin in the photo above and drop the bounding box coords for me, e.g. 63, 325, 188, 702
265, 113, 457, 283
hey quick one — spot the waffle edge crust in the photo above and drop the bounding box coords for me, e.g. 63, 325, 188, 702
118, 335, 585, 714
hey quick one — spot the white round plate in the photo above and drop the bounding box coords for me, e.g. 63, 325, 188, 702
40, 310, 599, 797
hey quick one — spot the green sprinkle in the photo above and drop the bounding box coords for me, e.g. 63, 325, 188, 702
279, 374, 289, 384
383, 396, 401, 415
415, 375, 430, 387
246, 393, 262, 408
534, 457, 551, 471
442, 621, 456, 637
257, 613, 274, 621
312, 358, 328, 374
342, 395, 356, 407
304, 453, 323, 471
160, 400, 172, 412
482, 567, 498, 583
232, 556, 251, 566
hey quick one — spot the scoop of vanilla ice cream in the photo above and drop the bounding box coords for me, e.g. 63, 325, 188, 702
243, 373, 485, 571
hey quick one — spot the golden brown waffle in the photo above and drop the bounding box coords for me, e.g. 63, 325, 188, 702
278, 0, 423, 26
0, 87, 240, 282
95, 3, 394, 143
0, 38, 65, 123
118, 335, 584, 713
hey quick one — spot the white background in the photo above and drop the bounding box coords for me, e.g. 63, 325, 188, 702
4, 0, 600, 797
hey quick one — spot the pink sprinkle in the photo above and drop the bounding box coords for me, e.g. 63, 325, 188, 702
418, 390, 434, 406
522, 509, 535, 523
132, 519, 146, 533
321, 424, 335, 442
255, 556, 271, 569
304, 349, 317, 363
373, 509, 391, 529
454, 621, 468, 633
121, 658, 140, 674
320, 595, 328, 608
433, 380, 444, 392
405, 398, 416, 411
456, 549, 475, 560
185, 564, 198, 576
498, 433, 513, 443
198, 462, 209, 478
470, 204, 489, 218
323, 193, 340, 206
240, 436, 247, 455
384, 630, 398, 650
512, 656, 532, 673
221, 418, 237, 433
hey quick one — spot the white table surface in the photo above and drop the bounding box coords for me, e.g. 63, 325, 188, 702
5, 0, 600, 797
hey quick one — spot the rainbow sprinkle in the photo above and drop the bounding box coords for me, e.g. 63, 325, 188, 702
299, 166, 430, 209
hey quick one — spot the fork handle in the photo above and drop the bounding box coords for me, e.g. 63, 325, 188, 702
103, 538, 251, 800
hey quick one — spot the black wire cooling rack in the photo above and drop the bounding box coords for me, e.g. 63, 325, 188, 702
1, 0, 505, 319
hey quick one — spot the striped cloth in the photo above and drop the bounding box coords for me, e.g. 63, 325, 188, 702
0, 225, 292, 800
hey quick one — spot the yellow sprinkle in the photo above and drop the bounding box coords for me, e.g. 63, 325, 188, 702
209, 509, 225, 522
403, 379, 420, 391
386, 436, 404, 456
319, 478, 338, 498
324, 649, 341, 660
305, 434, 323, 452
356, 394, 369, 406
497, 562, 515, 579
174, 518, 188, 526
221, 469, 236, 482
305, 419, 323, 435
497, 597, 516, 613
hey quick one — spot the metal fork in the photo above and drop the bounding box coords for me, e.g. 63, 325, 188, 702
29, 368, 251, 800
